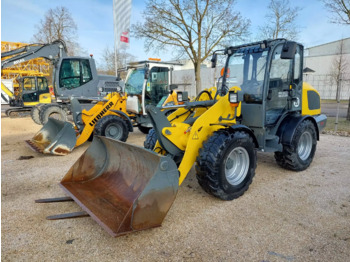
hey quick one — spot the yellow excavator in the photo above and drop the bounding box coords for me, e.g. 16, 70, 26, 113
1, 76, 52, 118
37, 39, 327, 237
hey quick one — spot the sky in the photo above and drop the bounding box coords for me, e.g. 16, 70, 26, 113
1, 0, 350, 69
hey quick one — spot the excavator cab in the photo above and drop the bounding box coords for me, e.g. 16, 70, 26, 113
20, 76, 50, 103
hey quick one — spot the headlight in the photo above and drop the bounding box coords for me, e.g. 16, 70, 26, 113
177, 92, 183, 102
98, 87, 103, 92
229, 91, 238, 103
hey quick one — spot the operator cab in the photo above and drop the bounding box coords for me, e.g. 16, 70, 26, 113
20, 76, 50, 103
218, 39, 303, 149
124, 60, 182, 114
56, 57, 100, 99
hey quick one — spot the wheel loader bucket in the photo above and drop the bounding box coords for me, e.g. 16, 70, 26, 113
59, 136, 179, 237
26, 118, 77, 156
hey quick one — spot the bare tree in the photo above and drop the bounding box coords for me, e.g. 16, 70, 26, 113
329, 39, 350, 127
258, 0, 301, 40
32, 6, 81, 55
132, 0, 250, 94
322, 0, 350, 25
99, 46, 136, 77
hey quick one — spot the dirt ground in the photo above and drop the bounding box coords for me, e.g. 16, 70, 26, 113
1, 116, 350, 262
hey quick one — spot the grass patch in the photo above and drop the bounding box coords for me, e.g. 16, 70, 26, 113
323, 117, 350, 136
321, 99, 349, 104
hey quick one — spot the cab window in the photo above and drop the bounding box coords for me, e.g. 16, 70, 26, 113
59, 59, 92, 89
23, 78, 36, 91
37, 77, 49, 91
145, 67, 169, 105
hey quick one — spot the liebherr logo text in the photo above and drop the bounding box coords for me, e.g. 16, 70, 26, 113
13, 59, 25, 65
89, 101, 114, 126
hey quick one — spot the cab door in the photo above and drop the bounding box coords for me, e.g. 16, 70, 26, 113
144, 66, 169, 106
265, 44, 302, 126
56, 58, 97, 99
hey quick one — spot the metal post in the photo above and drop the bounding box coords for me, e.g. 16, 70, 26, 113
112, 0, 118, 77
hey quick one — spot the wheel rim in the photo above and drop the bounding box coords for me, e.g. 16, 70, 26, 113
298, 131, 312, 161
224, 146, 250, 186
105, 123, 123, 140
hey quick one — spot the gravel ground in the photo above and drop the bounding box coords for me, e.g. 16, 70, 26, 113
1, 116, 350, 262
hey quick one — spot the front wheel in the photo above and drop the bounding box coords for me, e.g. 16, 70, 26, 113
275, 119, 317, 171
94, 115, 129, 142
196, 130, 257, 201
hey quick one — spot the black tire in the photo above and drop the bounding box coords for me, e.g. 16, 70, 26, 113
39, 105, 67, 124
94, 115, 129, 142
196, 129, 257, 201
138, 125, 152, 134
31, 105, 42, 125
144, 128, 158, 149
274, 119, 317, 171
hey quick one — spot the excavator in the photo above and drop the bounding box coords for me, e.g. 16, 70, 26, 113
1, 76, 51, 118
1, 40, 122, 123
37, 39, 327, 237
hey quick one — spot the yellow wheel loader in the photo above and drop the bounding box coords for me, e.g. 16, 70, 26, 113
26, 92, 132, 155
25, 84, 185, 156
37, 39, 327, 237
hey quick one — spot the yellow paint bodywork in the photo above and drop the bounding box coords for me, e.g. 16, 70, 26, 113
155, 86, 242, 185
75, 92, 128, 147
162, 90, 179, 106
2, 82, 51, 106
301, 82, 321, 116
23, 93, 52, 106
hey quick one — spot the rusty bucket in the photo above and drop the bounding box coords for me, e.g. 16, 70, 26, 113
26, 118, 77, 155
59, 136, 179, 237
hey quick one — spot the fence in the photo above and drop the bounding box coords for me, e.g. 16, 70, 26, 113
303, 73, 350, 100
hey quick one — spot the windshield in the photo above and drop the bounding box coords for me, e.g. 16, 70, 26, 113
225, 48, 268, 102
125, 68, 145, 95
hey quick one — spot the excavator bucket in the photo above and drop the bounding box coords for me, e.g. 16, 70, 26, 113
26, 118, 77, 155
59, 136, 179, 237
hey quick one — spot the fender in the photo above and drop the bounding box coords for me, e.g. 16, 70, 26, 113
227, 124, 259, 148
212, 123, 259, 148
110, 110, 134, 132
276, 114, 319, 146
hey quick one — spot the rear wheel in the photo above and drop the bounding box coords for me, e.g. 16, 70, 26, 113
275, 119, 317, 171
94, 115, 129, 142
39, 105, 67, 124
31, 105, 42, 125
196, 130, 257, 200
